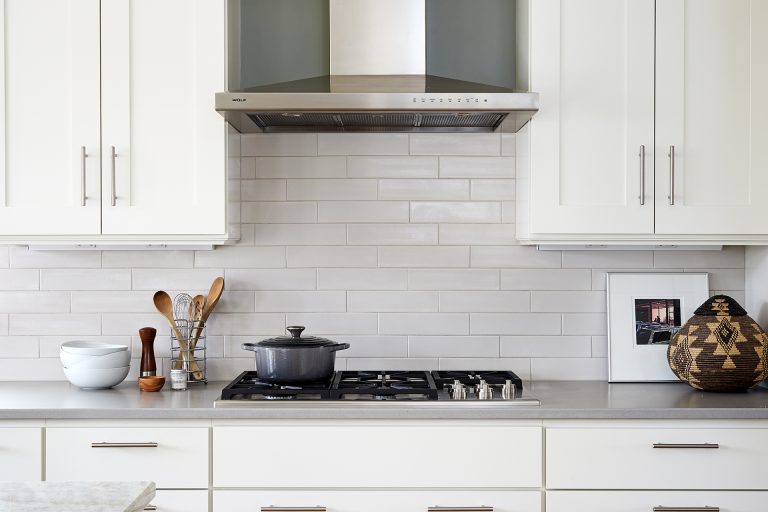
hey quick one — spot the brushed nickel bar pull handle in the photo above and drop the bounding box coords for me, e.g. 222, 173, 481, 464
639, 145, 646, 205
668, 145, 675, 205
80, 146, 87, 206
428, 508, 494, 512
260, 508, 326, 512
653, 507, 720, 512
110, 146, 117, 206
143, 507, 157, 511
91, 442, 158, 448
653, 443, 719, 449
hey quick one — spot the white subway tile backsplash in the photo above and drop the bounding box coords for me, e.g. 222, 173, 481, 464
226, 269, 317, 290
255, 291, 346, 312
287, 246, 378, 268
409, 269, 499, 291
409, 336, 499, 358
242, 202, 318, 224
252, 224, 347, 245
347, 156, 437, 178
10, 314, 100, 335
318, 134, 409, 155
501, 269, 591, 290
287, 179, 378, 200
318, 201, 409, 223
0, 133, 745, 380
194, 246, 286, 268
500, 336, 592, 358
348, 224, 438, 245
348, 291, 438, 312
440, 224, 516, 245
470, 313, 562, 335
411, 202, 501, 223
286, 313, 378, 335
378, 246, 469, 268
379, 313, 469, 335
318, 269, 407, 290
411, 134, 501, 156
241, 133, 317, 156
471, 179, 516, 200
241, 179, 287, 201
0, 270, 39, 290
379, 179, 469, 200
440, 157, 515, 178
531, 291, 606, 313
10, 247, 100, 268
253, 156, 346, 178
440, 291, 530, 313
0, 292, 70, 313
41, 269, 131, 291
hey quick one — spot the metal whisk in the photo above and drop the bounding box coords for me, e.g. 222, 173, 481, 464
173, 293, 194, 340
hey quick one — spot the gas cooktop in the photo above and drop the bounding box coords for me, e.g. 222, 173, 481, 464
214, 370, 540, 406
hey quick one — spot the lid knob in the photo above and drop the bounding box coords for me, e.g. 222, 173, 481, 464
286, 326, 305, 339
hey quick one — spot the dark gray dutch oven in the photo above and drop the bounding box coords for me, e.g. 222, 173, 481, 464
241, 326, 350, 383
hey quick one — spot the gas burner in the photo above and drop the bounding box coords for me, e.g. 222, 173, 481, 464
220, 371, 333, 400
330, 371, 438, 400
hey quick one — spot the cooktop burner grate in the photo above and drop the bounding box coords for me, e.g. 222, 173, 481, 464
330, 371, 439, 400
220, 371, 333, 400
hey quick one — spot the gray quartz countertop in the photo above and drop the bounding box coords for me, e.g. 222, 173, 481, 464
1, 380, 768, 420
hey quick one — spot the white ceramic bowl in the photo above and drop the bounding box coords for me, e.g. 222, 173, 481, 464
61, 341, 129, 356
63, 365, 130, 389
61, 349, 132, 370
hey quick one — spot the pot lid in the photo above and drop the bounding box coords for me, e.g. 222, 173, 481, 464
257, 326, 338, 348
693, 295, 748, 317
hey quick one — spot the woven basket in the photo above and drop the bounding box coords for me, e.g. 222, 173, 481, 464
668, 295, 768, 392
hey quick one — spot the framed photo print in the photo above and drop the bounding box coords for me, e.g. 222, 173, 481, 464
607, 272, 709, 382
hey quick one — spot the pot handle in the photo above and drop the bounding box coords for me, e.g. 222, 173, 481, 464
241, 342, 258, 352
329, 342, 350, 352
286, 326, 305, 338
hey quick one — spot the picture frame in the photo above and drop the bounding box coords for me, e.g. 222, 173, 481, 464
607, 272, 710, 382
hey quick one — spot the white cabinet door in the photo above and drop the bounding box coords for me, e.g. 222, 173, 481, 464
214, 490, 542, 512
547, 491, 767, 512
100, 0, 226, 236
528, 0, 654, 236
656, 0, 768, 235
146, 490, 209, 512
0, 0, 101, 235
0, 427, 41, 481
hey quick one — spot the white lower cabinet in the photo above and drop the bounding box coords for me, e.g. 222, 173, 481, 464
547, 491, 768, 512
214, 490, 542, 512
145, 490, 209, 512
45, 427, 209, 489
0, 427, 42, 481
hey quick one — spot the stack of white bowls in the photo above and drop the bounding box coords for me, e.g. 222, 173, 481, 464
60, 341, 131, 389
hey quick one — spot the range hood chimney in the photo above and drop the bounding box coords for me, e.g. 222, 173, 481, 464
217, 0, 538, 133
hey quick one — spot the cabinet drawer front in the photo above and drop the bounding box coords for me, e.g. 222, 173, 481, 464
144, 490, 208, 512
546, 428, 767, 489
214, 424, 542, 488
46, 427, 208, 488
547, 491, 768, 512
0, 428, 41, 481
214, 490, 542, 512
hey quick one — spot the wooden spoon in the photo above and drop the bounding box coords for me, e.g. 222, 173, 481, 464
152, 290, 192, 371
201, 277, 224, 324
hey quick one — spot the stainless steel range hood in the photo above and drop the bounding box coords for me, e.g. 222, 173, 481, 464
217, 0, 538, 133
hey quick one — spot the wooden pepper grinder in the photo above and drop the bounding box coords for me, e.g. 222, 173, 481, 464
139, 327, 157, 377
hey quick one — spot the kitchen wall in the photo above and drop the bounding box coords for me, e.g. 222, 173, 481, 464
0, 132, 746, 381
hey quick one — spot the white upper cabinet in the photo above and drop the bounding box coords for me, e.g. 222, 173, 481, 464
0, 0, 101, 235
527, 0, 655, 237
655, 0, 768, 235
522, 0, 768, 243
0, 0, 229, 243
101, 0, 226, 236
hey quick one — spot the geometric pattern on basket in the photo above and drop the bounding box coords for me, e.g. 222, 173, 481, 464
667, 295, 768, 392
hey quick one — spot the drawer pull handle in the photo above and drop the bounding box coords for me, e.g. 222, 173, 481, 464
652, 443, 719, 449
143, 507, 157, 511
91, 442, 159, 448
261, 508, 326, 512
653, 507, 720, 512
428, 508, 494, 512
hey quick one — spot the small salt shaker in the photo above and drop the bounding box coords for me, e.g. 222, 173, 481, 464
170, 369, 188, 390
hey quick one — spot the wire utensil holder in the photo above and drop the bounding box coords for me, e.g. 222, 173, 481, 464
171, 319, 207, 384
